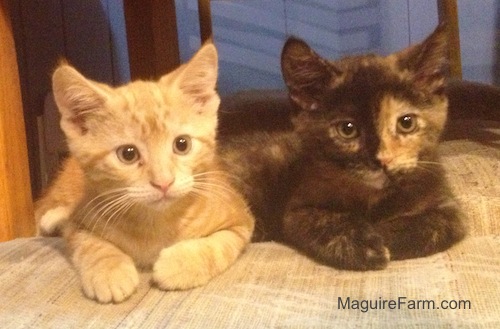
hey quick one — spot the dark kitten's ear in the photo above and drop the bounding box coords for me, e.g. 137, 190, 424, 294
395, 23, 448, 93
281, 37, 341, 111
52, 63, 111, 137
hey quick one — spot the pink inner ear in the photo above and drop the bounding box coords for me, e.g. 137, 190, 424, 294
196, 94, 211, 106
290, 92, 319, 112
182, 84, 214, 107
69, 115, 89, 135
412, 70, 446, 94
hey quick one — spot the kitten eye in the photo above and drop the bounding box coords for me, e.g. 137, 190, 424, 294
336, 121, 359, 139
173, 135, 192, 155
397, 114, 418, 134
116, 145, 140, 164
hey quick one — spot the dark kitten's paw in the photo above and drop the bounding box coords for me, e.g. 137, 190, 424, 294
320, 228, 390, 271
381, 202, 467, 260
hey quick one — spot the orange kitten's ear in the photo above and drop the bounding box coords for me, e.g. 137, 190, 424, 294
168, 42, 219, 109
281, 37, 341, 111
394, 23, 448, 93
52, 64, 111, 136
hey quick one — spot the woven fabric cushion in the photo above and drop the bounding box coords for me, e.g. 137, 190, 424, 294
0, 236, 499, 328
0, 124, 499, 328
441, 121, 500, 236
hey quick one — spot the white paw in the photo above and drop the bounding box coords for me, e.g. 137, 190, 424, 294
39, 206, 71, 235
80, 261, 139, 304
153, 243, 214, 291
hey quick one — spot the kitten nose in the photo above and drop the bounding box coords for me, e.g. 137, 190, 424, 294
378, 157, 392, 169
150, 179, 175, 193
377, 154, 392, 169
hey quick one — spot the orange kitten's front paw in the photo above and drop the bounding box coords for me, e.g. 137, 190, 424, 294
80, 261, 139, 304
153, 242, 214, 291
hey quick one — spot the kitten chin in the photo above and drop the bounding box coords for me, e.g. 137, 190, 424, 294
143, 190, 193, 212
357, 170, 389, 190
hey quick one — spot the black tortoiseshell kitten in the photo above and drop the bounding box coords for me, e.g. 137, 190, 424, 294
220, 25, 467, 270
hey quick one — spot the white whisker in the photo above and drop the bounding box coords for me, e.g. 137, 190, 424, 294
76, 188, 130, 233
89, 196, 129, 233
188, 170, 242, 203
79, 189, 127, 216
191, 187, 229, 204
417, 160, 443, 166
194, 183, 236, 202
416, 160, 443, 176
190, 188, 238, 212
193, 170, 244, 185
101, 199, 136, 239
389, 159, 443, 177
94, 194, 131, 233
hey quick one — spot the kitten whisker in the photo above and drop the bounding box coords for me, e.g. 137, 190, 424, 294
77, 188, 130, 233
194, 180, 240, 201
191, 171, 242, 202
93, 194, 132, 230
79, 188, 129, 215
417, 160, 443, 167
193, 170, 244, 185
390, 160, 443, 177
101, 199, 136, 239
415, 161, 444, 176
77, 194, 122, 230
190, 182, 240, 209
190, 189, 240, 214
191, 185, 233, 204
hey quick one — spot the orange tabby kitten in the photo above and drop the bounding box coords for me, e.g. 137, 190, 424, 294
35, 43, 254, 304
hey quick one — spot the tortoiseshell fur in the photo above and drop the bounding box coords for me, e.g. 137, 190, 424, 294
220, 25, 466, 270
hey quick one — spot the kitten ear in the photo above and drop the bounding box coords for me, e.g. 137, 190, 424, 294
281, 37, 341, 111
52, 63, 111, 136
170, 42, 219, 107
395, 23, 448, 93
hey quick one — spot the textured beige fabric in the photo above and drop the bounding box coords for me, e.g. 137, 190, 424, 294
0, 236, 498, 328
0, 125, 499, 328
441, 139, 500, 236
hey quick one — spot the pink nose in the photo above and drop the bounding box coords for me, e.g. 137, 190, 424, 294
150, 180, 174, 193
377, 155, 392, 167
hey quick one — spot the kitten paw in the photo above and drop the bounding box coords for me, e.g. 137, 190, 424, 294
39, 206, 71, 236
324, 229, 390, 271
80, 261, 139, 304
153, 242, 214, 291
